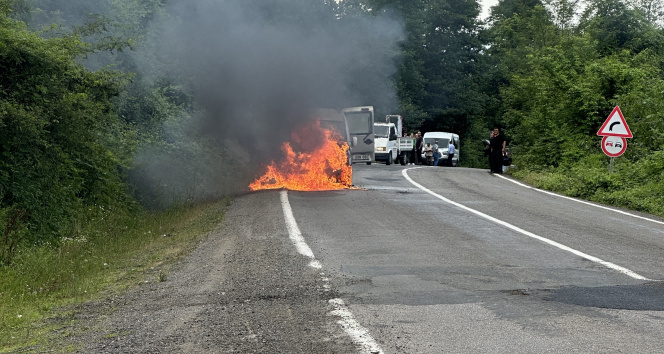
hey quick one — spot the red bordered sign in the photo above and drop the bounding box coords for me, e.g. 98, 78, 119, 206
597, 106, 633, 138
601, 136, 627, 157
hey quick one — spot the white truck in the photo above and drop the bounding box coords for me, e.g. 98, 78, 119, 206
373, 115, 414, 165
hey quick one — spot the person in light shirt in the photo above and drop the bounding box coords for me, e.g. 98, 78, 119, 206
447, 139, 455, 166
423, 142, 434, 165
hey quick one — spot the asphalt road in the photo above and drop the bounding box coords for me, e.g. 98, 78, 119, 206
289, 164, 664, 353
68, 164, 664, 353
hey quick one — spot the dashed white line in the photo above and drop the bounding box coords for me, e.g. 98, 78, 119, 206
402, 169, 653, 281
279, 190, 384, 354
329, 298, 384, 354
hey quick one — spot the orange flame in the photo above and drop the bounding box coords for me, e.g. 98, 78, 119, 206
249, 121, 354, 191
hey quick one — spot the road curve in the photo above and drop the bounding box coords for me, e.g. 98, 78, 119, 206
290, 164, 664, 353
66, 164, 664, 353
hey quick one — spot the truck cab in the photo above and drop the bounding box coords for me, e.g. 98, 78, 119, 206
373, 122, 398, 165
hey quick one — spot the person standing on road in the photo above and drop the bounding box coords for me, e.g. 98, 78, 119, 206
447, 139, 455, 166
410, 133, 417, 165
416, 131, 423, 165
489, 127, 506, 174
424, 142, 434, 165
432, 140, 439, 166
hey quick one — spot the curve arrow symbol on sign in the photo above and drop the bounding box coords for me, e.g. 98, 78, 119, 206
597, 106, 633, 138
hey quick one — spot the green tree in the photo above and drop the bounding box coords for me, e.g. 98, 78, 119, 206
579, 0, 661, 55
0, 7, 132, 261
344, 0, 486, 162
489, 0, 664, 173
628, 0, 664, 25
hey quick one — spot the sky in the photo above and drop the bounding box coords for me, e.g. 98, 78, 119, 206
480, 0, 500, 19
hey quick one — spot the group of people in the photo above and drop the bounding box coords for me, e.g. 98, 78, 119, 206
406, 131, 455, 166
401, 126, 507, 172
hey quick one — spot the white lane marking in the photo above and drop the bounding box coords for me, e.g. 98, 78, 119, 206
280, 190, 384, 353
329, 298, 384, 354
280, 190, 322, 269
402, 169, 653, 281
494, 174, 664, 226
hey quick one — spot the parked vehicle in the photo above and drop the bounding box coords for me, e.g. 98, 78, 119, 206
374, 122, 414, 165
374, 116, 414, 165
385, 115, 414, 164
420, 132, 460, 166
373, 122, 399, 165
342, 106, 375, 165
315, 108, 353, 166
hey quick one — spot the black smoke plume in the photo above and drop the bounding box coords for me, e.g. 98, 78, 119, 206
131, 0, 404, 203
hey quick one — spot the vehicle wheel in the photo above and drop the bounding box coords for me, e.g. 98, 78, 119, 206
366, 162, 372, 165
386, 153, 392, 165
400, 153, 407, 165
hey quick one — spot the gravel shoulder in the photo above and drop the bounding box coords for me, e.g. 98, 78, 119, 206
58, 191, 356, 353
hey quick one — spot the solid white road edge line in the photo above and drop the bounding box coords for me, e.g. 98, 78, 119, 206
279, 190, 384, 354
494, 173, 664, 226
280, 190, 322, 269
402, 169, 653, 281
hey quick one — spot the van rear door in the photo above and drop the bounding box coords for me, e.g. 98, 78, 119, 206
315, 108, 350, 143
342, 106, 375, 164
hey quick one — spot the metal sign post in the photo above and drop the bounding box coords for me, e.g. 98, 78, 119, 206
610, 157, 614, 173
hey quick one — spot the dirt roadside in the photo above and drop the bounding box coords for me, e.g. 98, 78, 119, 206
52, 192, 356, 353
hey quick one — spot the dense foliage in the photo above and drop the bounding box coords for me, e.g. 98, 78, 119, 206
1, 0, 663, 265
354, 0, 664, 214
0, 3, 136, 264
483, 0, 664, 214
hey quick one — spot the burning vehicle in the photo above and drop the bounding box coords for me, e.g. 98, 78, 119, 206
248, 114, 354, 191
316, 108, 353, 167
248, 106, 375, 191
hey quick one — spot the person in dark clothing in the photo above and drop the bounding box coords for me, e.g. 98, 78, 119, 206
408, 133, 417, 165
415, 131, 423, 165
489, 127, 506, 174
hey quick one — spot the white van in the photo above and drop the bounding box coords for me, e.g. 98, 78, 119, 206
420, 132, 460, 166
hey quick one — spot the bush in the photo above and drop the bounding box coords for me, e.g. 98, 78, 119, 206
513, 151, 664, 218
0, 10, 134, 252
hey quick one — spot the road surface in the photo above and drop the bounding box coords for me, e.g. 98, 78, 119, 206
72, 164, 664, 353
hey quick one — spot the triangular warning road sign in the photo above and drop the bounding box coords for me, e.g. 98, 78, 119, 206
597, 106, 633, 138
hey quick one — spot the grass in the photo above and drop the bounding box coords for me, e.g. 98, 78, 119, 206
0, 198, 231, 352
509, 161, 664, 218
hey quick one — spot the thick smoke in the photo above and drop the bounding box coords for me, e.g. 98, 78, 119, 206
135, 0, 404, 203
14, 0, 404, 205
